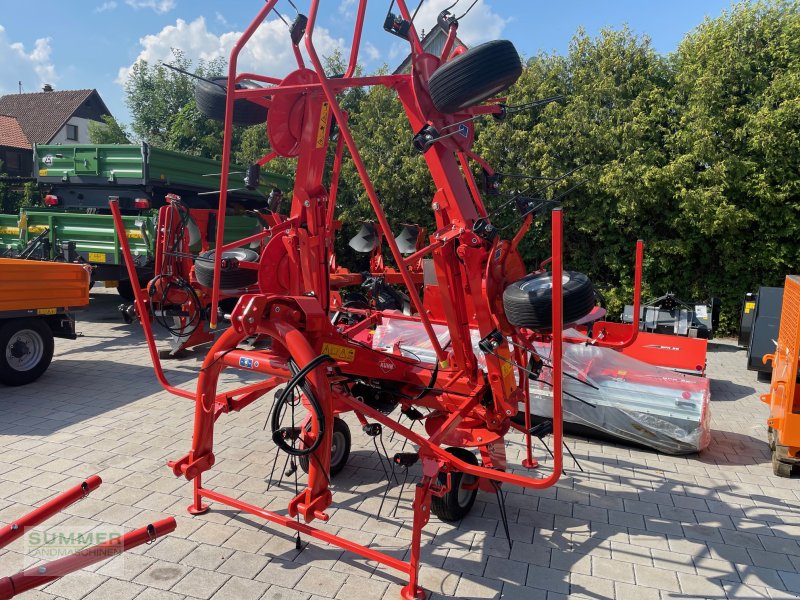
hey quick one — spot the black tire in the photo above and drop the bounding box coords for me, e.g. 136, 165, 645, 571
428, 40, 522, 114
194, 249, 259, 290
503, 271, 595, 330
299, 417, 352, 477
194, 77, 268, 126
117, 279, 135, 301
430, 447, 480, 522
772, 451, 793, 478
0, 319, 55, 386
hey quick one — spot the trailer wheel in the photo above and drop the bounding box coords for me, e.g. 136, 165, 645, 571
772, 451, 794, 478
503, 271, 595, 330
194, 77, 268, 126
427, 40, 522, 114
0, 319, 54, 386
431, 447, 480, 522
194, 249, 259, 290
299, 417, 352, 477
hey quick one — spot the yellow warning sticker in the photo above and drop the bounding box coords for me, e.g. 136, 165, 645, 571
744, 302, 755, 314
27, 225, 47, 234
501, 361, 513, 377
126, 229, 143, 239
322, 342, 355, 362
39, 169, 48, 176
88, 252, 107, 263
37, 308, 57, 315
0, 226, 19, 235
315, 101, 330, 148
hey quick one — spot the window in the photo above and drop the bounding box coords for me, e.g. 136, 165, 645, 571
66, 124, 78, 141
6, 151, 21, 171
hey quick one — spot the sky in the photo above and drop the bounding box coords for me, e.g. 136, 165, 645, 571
0, 0, 735, 126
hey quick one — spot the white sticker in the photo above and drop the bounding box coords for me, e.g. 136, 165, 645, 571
695, 305, 708, 319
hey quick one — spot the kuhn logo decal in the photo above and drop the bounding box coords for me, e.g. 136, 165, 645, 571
379, 357, 396, 373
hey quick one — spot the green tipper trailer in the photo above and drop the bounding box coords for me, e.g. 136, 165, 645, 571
0, 143, 293, 299
35, 143, 292, 212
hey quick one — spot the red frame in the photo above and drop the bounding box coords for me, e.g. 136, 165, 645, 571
110, 2, 644, 597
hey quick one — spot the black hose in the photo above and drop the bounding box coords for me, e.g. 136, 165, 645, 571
270, 355, 334, 457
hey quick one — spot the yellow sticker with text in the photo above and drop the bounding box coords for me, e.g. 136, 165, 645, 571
321, 342, 355, 362
39, 169, 48, 176
315, 102, 330, 148
744, 302, 755, 313
88, 252, 107, 263
37, 308, 57, 315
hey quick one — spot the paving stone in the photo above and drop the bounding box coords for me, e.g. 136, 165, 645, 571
171, 567, 230, 599
526, 566, 569, 594
84, 577, 145, 600
633, 564, 681, 592
294, 566, 348, 597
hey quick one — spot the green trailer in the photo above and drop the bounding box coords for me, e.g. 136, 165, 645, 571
0, 209, 268, 300
0, 144, 292, 299
35, 143, 292, 213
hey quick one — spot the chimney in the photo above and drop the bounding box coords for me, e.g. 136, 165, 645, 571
42, 83, 54, 92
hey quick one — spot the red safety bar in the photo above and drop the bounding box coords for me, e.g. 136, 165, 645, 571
0, 476, 175, 599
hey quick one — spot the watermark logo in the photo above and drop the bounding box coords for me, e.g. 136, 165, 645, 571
23, 526, 125, 567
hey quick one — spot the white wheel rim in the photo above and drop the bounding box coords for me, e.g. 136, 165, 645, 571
330, 430, 346, 468
457, 473, 477, 507
6, 329, 44, 372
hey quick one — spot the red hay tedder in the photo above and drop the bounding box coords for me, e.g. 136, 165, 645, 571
111, 2, 650, 597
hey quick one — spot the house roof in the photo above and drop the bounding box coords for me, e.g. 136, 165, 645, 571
393, 27, 467, 74
0, 115, 31, 150
0, 89, 110, 145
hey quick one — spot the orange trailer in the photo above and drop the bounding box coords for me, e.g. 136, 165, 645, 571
0, 258, 90, 385
761, 274, 800, 477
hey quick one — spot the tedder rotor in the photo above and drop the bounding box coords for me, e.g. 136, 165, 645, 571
112, 1, 643, 597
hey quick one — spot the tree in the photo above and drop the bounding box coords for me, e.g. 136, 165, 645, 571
88, 115, 130, 144
665, 0, 800, 330
474, 27, 677, 316
124, 49, 225, 148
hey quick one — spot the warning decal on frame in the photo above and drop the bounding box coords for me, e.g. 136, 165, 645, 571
322, 342, 355, 362
316, 102, 330, 148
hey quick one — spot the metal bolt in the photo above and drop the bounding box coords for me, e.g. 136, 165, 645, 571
248, 317, 255, 323
506, 410, 512, 415
472, 238, 478, 244
274, 307, 281, 313
477, 437, 483, 442
38, 566, 47, 575
432, 202, 440, 210
303, 200, 310, 207
10, 523, 18, 531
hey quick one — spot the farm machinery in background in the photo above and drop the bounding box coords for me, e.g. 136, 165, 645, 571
113, 1, 711, 597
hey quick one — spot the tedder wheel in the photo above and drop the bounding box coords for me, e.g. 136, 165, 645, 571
299, 417, 352, 477
194, 249, 259, 290
194, 77, 267, 126
427, 40, 522, 114
431, 447, 480, 522
0, 318, 55, 386
503, 271, 595, 330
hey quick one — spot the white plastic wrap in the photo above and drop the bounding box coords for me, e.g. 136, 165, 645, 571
372, 317, 711, 454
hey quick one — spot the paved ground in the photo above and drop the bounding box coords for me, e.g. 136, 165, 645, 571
0, 289, 798, 600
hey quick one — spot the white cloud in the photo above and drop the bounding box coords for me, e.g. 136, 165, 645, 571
95, 1, 118, 13
0, 24, 57, 94
411, 0, 509, 46
364, 42, 380, 62
215, 12, 230, 27
125, 0, 176, 14
117, 16, 345, 85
